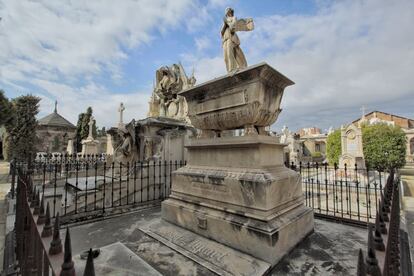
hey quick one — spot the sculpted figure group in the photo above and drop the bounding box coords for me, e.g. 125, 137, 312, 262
113, 7, 255, 167
148, 63, 196, 121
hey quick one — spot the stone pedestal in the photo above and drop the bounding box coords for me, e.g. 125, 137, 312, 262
66, 139, 74, 154
137, 117, 195, 161
162, 136, 313, 265
161, 62, 314, 267
81, 138, 99, 155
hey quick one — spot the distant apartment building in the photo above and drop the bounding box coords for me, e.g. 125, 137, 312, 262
299, 127, 327, 162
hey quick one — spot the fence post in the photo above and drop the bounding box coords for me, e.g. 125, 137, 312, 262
357, 249, 366, 276
366, 224, 381, 275
11, 159, 16, 199
60, 227, 75, 276
42, 203, 52, 238
83, 248, 96, 276
49, 213, 62, 255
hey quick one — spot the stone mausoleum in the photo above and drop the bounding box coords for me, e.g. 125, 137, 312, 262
340, 110, 414, 167
36, 101, 76, 153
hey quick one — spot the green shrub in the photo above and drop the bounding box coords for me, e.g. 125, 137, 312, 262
362, 123, 406, 171
326, 129, 341, 165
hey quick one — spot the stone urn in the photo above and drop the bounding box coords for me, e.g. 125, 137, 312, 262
179, 62, 294, 135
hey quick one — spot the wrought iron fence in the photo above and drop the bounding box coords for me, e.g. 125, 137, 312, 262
12, 158, 186, 225
10, 158, 404, 275
15, 167, 97, 275
357, 170, 401, 275
287, 162, 388, 225
12, 157, 389, 226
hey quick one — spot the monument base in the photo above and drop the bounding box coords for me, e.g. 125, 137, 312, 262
161, 135, 314, 266
140, 218, 271, 276
162, 198, 313, 266
81, 138, 99, 155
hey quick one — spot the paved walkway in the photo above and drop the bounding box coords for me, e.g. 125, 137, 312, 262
0, 161, 11, 271
68, 206, 367, 275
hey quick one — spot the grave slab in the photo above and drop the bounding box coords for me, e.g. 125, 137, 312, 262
74, 241, 162, 276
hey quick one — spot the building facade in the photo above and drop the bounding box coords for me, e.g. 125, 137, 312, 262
339, 110, 414, 167
299, 127, 327, 162
36, 103, 76, 154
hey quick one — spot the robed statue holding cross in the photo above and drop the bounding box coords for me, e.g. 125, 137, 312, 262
221, 7, 254, 73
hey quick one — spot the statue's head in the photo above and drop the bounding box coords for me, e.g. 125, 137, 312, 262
225, 7, 234, 17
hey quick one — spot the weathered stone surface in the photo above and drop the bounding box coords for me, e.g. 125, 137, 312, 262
162, 135, 314, 266
66, 207, 366, 275
140, 219, 271, 276
74, 242, 162, 275
162, 63, 312, 268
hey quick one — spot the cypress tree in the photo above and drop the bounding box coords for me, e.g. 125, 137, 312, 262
8, 95, 40, 161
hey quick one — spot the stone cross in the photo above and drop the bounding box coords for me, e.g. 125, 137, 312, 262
118, 103, 125, 127
88, 116, 95, 139
360, 105, 366, 118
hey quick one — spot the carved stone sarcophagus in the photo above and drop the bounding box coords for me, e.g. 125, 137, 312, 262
180, 62, 294, 134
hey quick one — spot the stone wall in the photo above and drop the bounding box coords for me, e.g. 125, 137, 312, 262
36, 125, 76, 153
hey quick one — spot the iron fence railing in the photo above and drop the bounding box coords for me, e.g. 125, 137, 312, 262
13, 159, 186, 224
15, 168, 96, 275
287, 162, 388, 225
12, 158, 389, 226
10, 158, 405, 275
357, 170, 401, 276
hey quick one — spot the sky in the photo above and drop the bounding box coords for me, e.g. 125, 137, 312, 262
1, 0, 413, 133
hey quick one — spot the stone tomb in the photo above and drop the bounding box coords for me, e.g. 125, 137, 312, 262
160, 63, 314, 268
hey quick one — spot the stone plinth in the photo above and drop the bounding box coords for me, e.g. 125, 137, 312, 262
137, 117, 195, 161
162, 136, 314, 265
81, 138, 99, 155
162, 63, 313, 268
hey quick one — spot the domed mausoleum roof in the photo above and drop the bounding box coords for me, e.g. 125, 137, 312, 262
38, 101, 76, 129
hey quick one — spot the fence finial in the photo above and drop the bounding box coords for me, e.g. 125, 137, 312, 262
60, 227, 75, 276
42, 202, 52, 237
366, 225, 381, 275
357, 249, 366, 276
33, 190, 40, 215
83, 248, 96, 276
29, 186, 36, 206
376, 203, 387, 235
380, 192, 390, 221
49, 212, 63, 255
373, 219, 385, 251
37, 197, 46, 225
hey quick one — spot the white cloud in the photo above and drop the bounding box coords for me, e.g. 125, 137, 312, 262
0, 0, 199, 127
194, 36, 212, 52
191, 0, 414, 131
34, 79, 151, 128
2, 0, 414, 133
0, 0, 196, 82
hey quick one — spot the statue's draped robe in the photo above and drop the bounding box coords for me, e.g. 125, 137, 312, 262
221, 16, 248, 72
